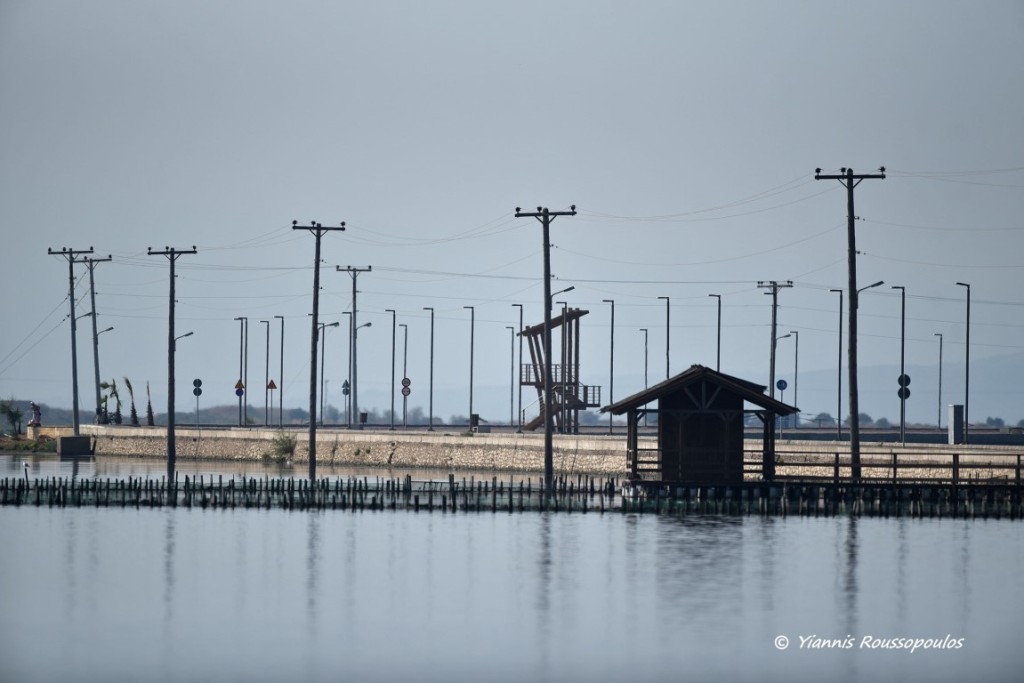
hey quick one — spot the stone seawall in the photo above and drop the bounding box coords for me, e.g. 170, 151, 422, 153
67, 425, 630, 476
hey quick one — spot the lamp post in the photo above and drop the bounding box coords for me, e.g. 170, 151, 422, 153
934, 333, 943, 430
318, 321, 339, 426
556, 299, 569, 433
775, 332, 791, 435
956, 282, 970, 444
852, 279, 884, 464
658, 296, 670, 379
708, 294, 721, 371
342, 311, 351, 427
233, 316, 247, 426
274, 315, 284, 427
830, 289, 843, 440
464, 305, 474, 427
352, 321, 371, 427
639, 328, 648, 427
423, 307, 435, 431
602, 299, 615, 434
399, 323, 409, 428
260, 320, 270, 426
789, 330, 799, 428
891, 285, 906, 443
512, 303, 523, 432
506, 326, 515, 426
386, 309, 397, 430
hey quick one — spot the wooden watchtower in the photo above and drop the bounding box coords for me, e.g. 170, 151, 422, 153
519, 307, 602, 432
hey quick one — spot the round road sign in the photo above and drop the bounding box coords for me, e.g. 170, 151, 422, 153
193, 378, 202, 388
898, 387, 911, 400
401, 377, 411, 388
235, 388, 244, 397
776, 379, 788, 391
193, 387, 202, 397
401, 386, 411, 397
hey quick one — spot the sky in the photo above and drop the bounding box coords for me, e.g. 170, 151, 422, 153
2, 0, 1023, 428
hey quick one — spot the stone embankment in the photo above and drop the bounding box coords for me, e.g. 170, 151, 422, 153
44, 425, 629, 475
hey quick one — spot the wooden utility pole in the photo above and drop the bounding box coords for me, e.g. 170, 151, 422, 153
147, 246, 197, 484
293, 221, 345, 481
514, 205, 576, 496
815, 167, 885, 478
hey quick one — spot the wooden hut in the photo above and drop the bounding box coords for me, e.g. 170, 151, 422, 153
600, 364, 798, 484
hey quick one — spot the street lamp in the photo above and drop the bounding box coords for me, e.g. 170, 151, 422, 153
658, 296, 670, 378
233, 316, 247, 426
934, 333, 943, 430
274, 315, 284, 427
386, 309, 397, 430
352, 321, 371, 428
174, 331, 194, 347
891, 285, 906, 443
548, 286, 574, 436
639, 328, 648, 427
956, 282, 970, 444
789, 330, 799, 428
512, 303, 523, 432
602, 299, 615, 434
260, 320, 270, 426
464, 305, 475, 427
506, 326, 515, 426
556, 300, 569, 433
342, 311, 351, 426
318, 321, 339, 426
775, 332, 791, 435
423, 307, 434, 431
708, 294, 721, 371
829, 289, 843, 440
399, 323, 409, 428
849, 279, 884, 466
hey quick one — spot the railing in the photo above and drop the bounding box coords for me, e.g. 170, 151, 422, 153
629, 447, 1024, 486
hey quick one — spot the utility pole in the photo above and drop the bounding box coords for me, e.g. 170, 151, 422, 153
934, 333, 943, 430
83, 255, 112, 423
757, 280, 792, 398
147, 246, 197, 485
233, 317, 247, 426
514, 205, 576, 496
293, 220, 345, 481
338, 266, 371, 430
815, 167, 886, 478
48, 246, 94, 435
506, 326, 515, 426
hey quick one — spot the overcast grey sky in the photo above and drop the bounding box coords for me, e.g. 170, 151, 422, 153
2, 0, 1023, 426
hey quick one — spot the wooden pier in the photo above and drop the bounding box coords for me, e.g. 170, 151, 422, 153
2, 472, 1022, 519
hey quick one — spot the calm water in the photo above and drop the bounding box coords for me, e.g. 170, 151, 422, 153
1, 455, 1022, 683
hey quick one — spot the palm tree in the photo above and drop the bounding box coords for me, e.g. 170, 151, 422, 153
123, 377, 139, 426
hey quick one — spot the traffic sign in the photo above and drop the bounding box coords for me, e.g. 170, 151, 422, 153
898, 387, 911, 400
401, 386, 411, 397
898, 374, 911, 387
401, 377, 411, 388
776, 379, 788, 391
193, 387, 202, 397
235, 388, 244, 397
235, 379, 245, 390
267, 379, 277, 390
193, 378, 202, 388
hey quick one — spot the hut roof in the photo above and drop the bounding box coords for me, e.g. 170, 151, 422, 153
600, 364, 798, 416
